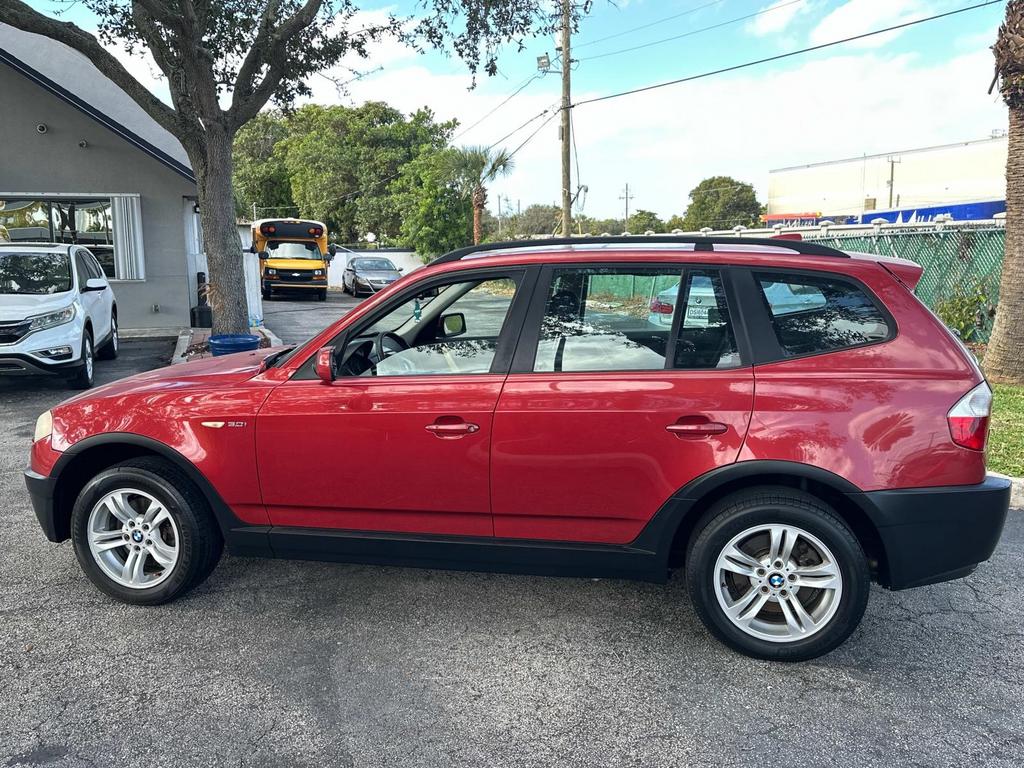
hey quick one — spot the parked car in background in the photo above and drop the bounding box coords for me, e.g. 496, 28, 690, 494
342, 256, 402, 296
24, 236, 1008, 661
649, 276, 827, 327
0, 243, 117, 388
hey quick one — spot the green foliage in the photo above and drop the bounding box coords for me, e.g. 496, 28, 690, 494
989, 383, 1024, 477
233, 102, 454, 244
498, 204, 561, 237
626, 209, 665, 234
576, 216, 624, 236
233, 112, 294, 219
665, 214, 686, 232
682, 176, 761, 230
935, 284, 995, 341
393, 148, 473, 258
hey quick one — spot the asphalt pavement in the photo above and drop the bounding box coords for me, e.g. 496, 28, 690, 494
263, 289, 361, 345
1, 333, 1023, 767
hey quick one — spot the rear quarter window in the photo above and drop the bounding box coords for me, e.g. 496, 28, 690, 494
754, 271, 892, 357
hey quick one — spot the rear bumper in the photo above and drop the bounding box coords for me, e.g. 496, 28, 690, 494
24, 468, 62, 542
859, 475, 1010, 589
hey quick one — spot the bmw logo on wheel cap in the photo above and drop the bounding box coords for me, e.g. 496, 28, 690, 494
768, 573, 785, 588
132, 530, 144, 543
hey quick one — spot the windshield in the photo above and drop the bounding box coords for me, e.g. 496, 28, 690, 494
0, 252, 72, 294
351, 258, 397, 271
267, 241, 322, 259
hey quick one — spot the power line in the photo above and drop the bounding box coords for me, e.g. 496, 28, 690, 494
486, 102, 560, 150
452, 72, 546, 141
574, 0, 729, 50
574, 1, 1003, 107
580, 0, 804, 62
506, 110, 561, 162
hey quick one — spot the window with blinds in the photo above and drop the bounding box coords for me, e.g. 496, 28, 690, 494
0, 194, 146, 280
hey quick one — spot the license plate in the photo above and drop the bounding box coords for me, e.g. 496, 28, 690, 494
687, 306, 709, 319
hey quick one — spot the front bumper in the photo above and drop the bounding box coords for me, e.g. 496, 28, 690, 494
25, 468, 62, 542
0, 319, 84, 375
0, 353, 85, 376
860, 475, 1010, 589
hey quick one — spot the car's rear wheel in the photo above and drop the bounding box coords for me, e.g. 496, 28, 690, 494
67, 331, 94, 389
70, 457, 223, 605
686, 487, 869, 661
97, 313, 118, 360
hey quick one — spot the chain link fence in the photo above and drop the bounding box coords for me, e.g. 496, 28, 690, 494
805, 224, 1004, 340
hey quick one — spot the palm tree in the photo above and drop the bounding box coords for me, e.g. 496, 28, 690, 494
986, 2, 1024, 383
446, 146, 515, 245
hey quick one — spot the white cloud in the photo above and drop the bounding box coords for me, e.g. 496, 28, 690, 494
809, 0, 924, 49
747, 0, 816, 38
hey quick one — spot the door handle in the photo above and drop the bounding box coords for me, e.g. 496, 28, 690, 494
666, 418, 728, 438
425, 419, 480, 438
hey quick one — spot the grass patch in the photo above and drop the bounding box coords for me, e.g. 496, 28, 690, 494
988, 383, 1024, 477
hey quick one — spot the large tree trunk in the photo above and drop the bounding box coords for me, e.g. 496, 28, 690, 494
190, 125, 250, 336
985, 107, 1024, 383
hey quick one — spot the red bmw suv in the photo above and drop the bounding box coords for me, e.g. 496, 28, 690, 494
25, 237, 1009, 661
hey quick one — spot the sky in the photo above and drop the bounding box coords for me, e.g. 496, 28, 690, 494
30, 0, 1010, 221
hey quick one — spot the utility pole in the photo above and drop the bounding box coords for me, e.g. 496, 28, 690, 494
886, 155, 901, 209
620, 183, 634, 230
559, 0, 572, 236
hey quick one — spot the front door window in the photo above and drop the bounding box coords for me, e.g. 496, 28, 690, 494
340, 276, 521, 377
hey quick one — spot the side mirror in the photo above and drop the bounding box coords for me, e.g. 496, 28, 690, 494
397, 267, 404, 273
257, 250, 269, 260
83, 278, 107, 292
315, 346, 337, 384
440, 312, 466, 338
328, 244, 337, 256
247, 244, 257, 254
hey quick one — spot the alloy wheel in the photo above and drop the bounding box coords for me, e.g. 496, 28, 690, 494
713, 524, 843, 643
86, 488, 180, 589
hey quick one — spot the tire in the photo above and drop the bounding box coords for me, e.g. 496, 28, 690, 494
96, 313, 118, 360
70, 457, 224, 605
318, 289, 327, 302
67, 330, 94, 389
685, 486, 869, 662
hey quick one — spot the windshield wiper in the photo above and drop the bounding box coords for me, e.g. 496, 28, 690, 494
261, 346, 295, 369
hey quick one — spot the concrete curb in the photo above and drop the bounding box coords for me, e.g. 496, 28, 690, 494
989, 472, 1024, 509
170, 328, 192, 365
255, 325, 283, 347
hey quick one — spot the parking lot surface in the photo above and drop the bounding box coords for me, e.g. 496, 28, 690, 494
1, 337, 1023, 768
263, 290, 360, 345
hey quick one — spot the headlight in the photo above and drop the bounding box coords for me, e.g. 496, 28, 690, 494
28, 305, 75, 332
266, 268, 277, 276
314, 269, 323, 276
34, 410, 52, 442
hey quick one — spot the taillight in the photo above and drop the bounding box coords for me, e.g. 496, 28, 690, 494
650, 298, 673, 315
948, 381, 992, 451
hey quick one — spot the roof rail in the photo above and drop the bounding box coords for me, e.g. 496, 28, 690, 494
431, 235, 850, 265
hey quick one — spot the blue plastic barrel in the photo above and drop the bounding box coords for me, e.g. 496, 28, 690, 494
208, 333, 261, 356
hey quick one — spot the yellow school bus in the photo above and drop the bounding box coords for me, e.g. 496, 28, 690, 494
250, 218, 335, 301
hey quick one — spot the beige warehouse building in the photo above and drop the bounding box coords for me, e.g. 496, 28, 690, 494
767, 135, 1007, 222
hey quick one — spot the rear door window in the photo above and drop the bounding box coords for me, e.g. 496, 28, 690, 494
533, 267, 681, 372
754, 271, 892, 357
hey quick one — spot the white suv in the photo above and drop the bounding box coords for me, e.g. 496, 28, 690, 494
0, 243, 117, 388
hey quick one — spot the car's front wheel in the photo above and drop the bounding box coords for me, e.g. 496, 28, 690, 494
70, 458, 223, 605
67, 331, 94, 389
97, 313, 118, 360
686, 487, 869, 661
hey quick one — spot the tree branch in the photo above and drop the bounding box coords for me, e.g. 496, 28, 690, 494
0, 0, 184, 137
228, 0, 324, 126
